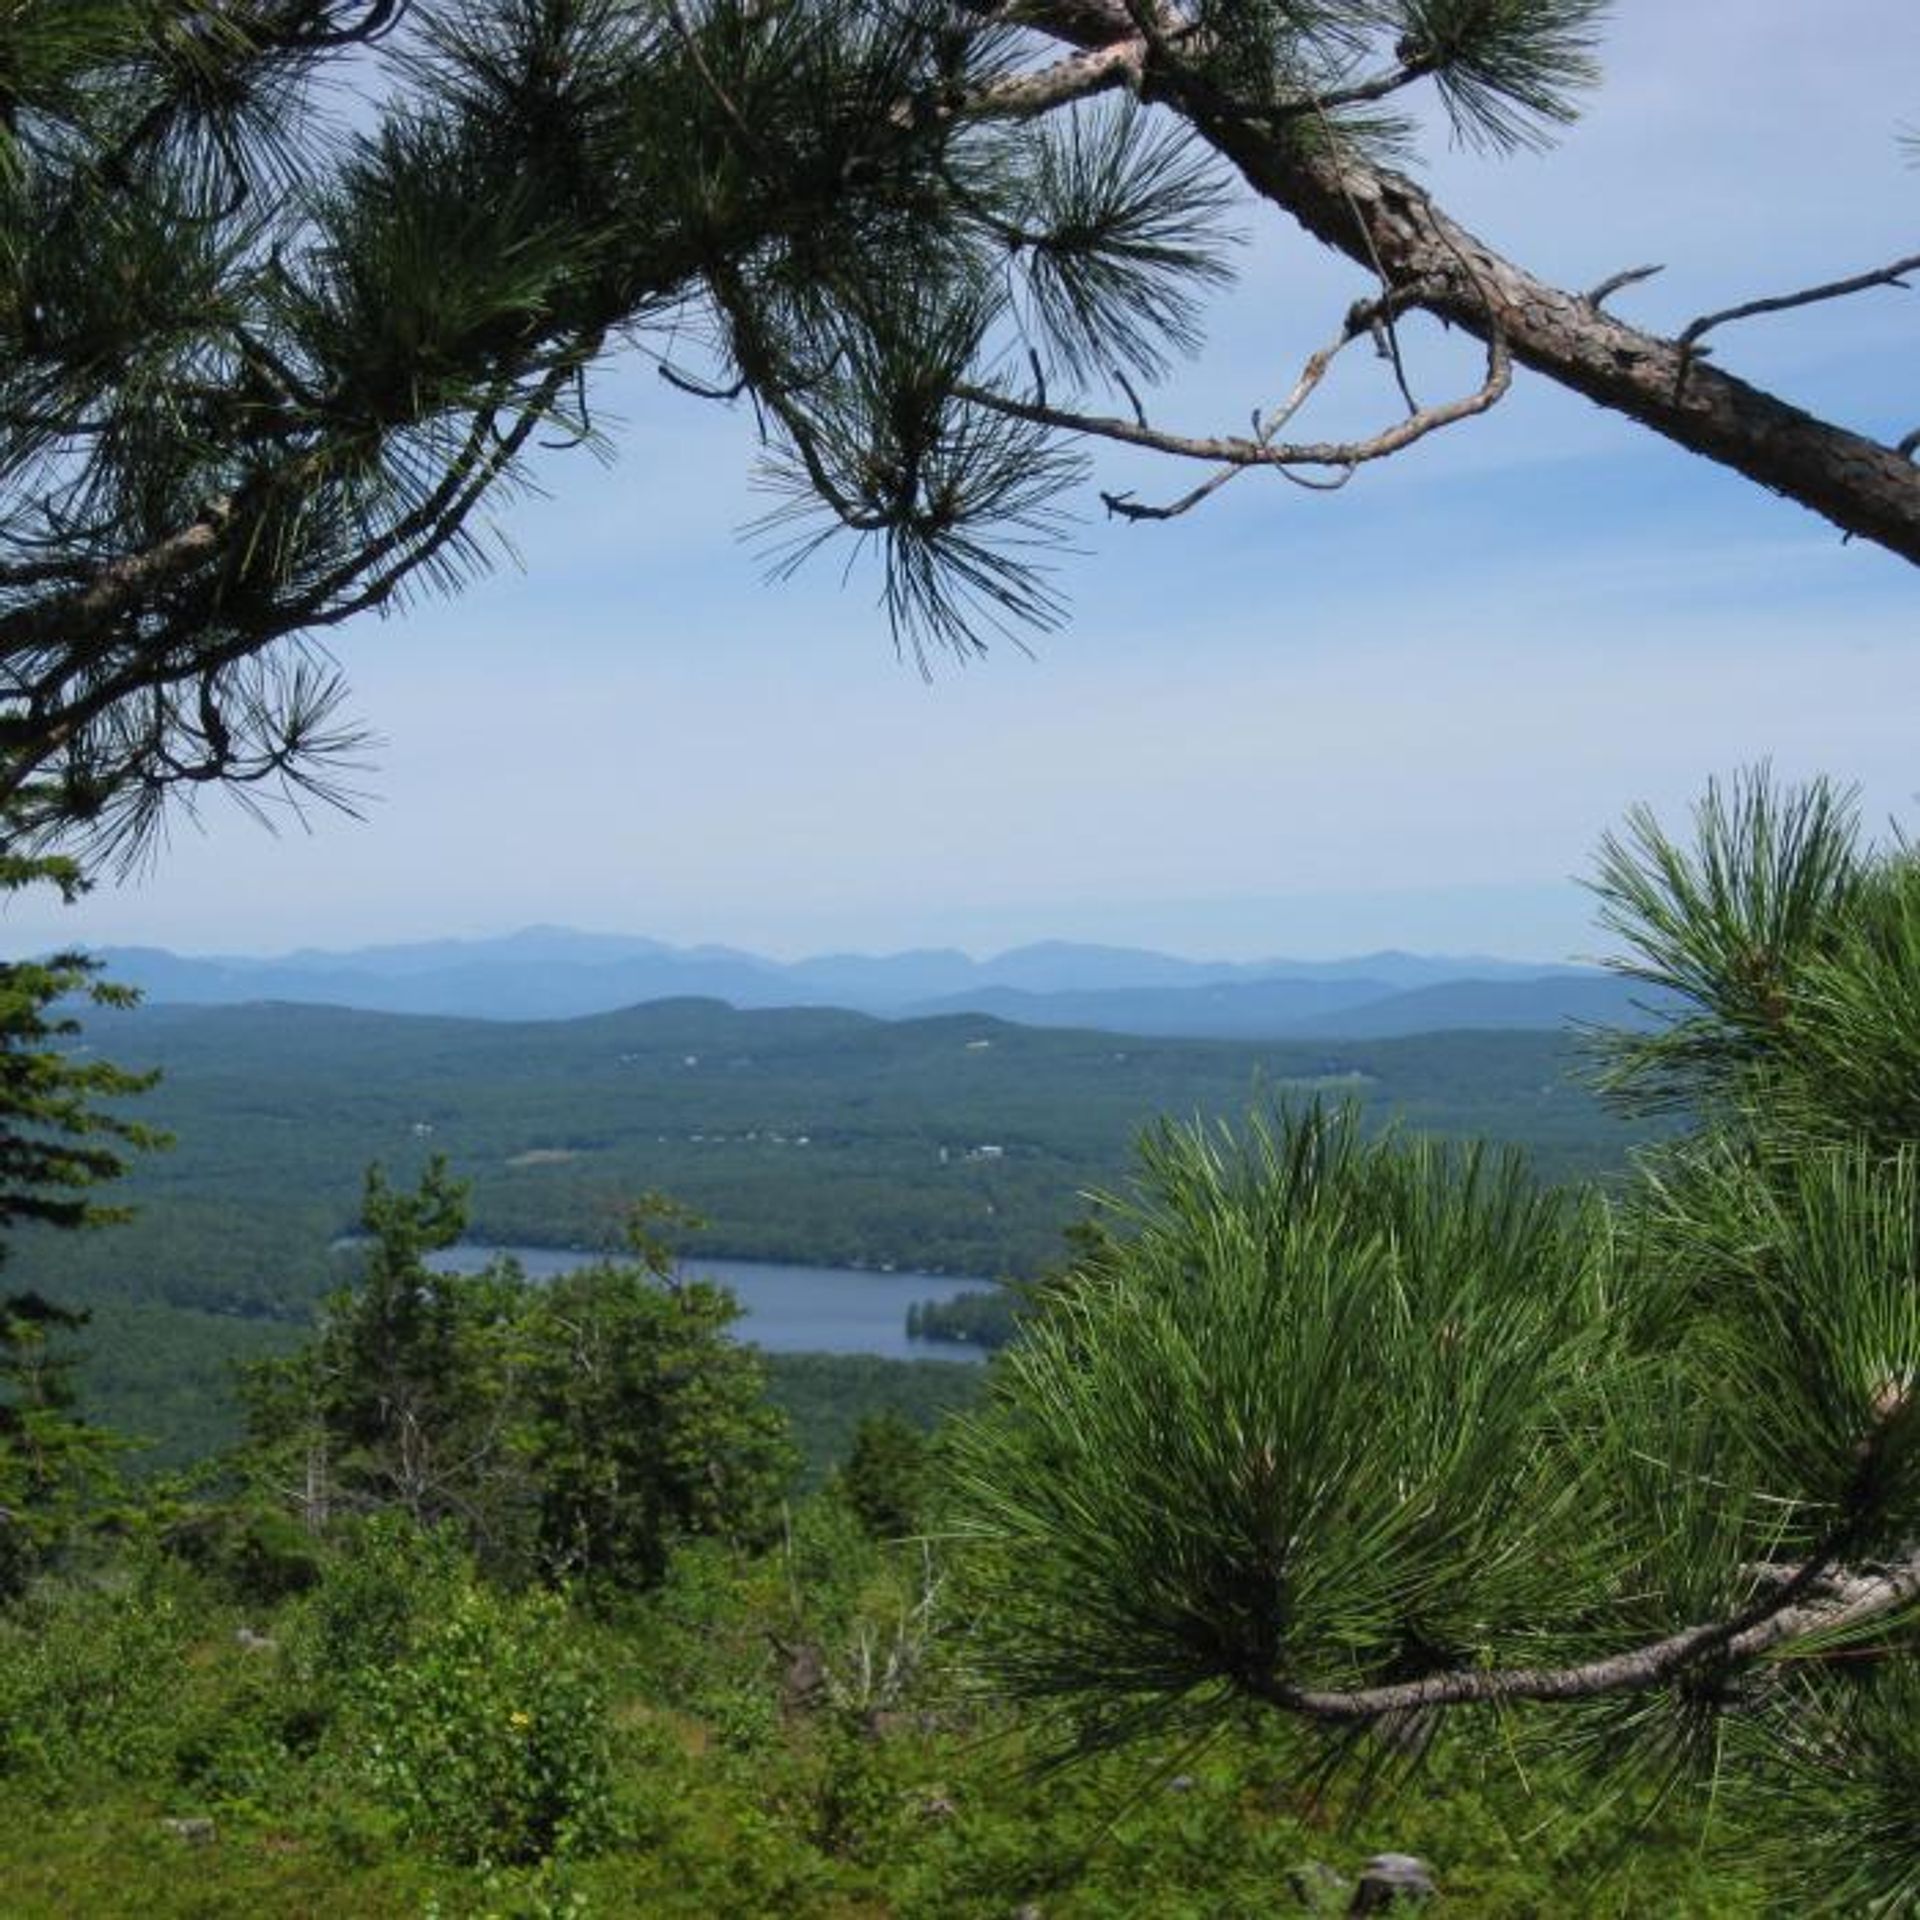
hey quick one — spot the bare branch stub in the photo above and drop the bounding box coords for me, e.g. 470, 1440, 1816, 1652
1584, 263, 1664, 311
965, 300, 1511, 524
1111, 366, 1149, 430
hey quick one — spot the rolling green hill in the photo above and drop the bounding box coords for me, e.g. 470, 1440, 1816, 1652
16, 996, 1660, 1462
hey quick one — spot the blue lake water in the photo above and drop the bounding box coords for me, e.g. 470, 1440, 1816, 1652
423, 1243, 991, 1365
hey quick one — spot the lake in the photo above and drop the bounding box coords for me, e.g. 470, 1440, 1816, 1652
423, 1242, 992, 1364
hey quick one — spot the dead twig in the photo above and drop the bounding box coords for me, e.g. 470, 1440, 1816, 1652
1679, 251, 1920, 352
960, 308, 1509, 522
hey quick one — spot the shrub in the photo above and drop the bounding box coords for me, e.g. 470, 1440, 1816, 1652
0, 1560, 195, 1786
288, 1511, 468, 1682
839, 1411, 930, 1540
160, 1502, 324, 1606
352, 1582, 614, 1865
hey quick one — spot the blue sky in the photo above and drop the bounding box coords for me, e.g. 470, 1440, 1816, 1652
9, 2, 1919, 963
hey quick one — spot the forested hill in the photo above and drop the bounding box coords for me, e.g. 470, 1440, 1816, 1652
19, 996, 1659, 1461
47, 993, 1647, 1291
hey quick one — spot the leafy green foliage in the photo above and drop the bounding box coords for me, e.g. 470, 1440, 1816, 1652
838, 1409, 931, 1539
353, 1581, 614, 1866
0, 1557, 194, 1787
242, 1161, 795, 1592
158, 1499, 325, 1608
287, 1509, 471, 1683
762, 1352, 985, 1488
0, 1500, 1780, 1915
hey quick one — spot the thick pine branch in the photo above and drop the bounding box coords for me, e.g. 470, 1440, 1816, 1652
1245, 1548, 1920, 1723
997, 8, 1920, 563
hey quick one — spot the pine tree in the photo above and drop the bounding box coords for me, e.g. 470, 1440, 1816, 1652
0, 851, 160, 1589
0, 3, 1912, 854
0, 1290, 123, 1596
243, 1164, 795, 1587
0, 853, 160, 1234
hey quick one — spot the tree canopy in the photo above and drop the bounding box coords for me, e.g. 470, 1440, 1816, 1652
0, 0, 1912, 856
241, 1160, 796, 1588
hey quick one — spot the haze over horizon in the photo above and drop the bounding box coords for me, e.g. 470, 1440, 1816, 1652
3, 3, 1913, 965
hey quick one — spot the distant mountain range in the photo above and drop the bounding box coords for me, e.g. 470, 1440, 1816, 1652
78, 926, 1677, 1041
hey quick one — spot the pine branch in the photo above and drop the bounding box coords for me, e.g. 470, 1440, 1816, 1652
1249, 1548, 1920, 1722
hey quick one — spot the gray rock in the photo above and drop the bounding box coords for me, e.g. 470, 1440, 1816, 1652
1348, 1853, 1435, 1913
159, 1817, 216, 1847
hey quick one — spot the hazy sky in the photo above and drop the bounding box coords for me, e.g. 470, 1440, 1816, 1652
9, 3, 1918, 963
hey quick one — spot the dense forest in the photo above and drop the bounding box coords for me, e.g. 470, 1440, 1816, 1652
15, 998, 1654, 1462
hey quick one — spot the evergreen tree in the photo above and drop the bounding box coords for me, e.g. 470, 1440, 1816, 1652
527, 1256, 795, 1589
0, 1290, 121, 1597
0, 853, 161, 1233
245, 1165, 795, 1588
0, 851, 160, 1590
839, 1408, 930, 1540
0, 3, 1911, 854
245, 1157, 539, 1546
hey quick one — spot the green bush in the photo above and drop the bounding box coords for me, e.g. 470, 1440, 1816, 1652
351, 1582, 614, 1866
838, 1410, 930, 1540
287, 1511, 468, 1682
0, 1560, 195, 1787
159, 1502, 324, 1606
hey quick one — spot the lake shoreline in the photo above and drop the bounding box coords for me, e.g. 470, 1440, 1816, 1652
423, 1241, 995, 1366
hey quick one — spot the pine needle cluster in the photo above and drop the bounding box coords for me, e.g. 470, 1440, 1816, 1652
950, 769, 1920, 1906
0, 0, 1613, 854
